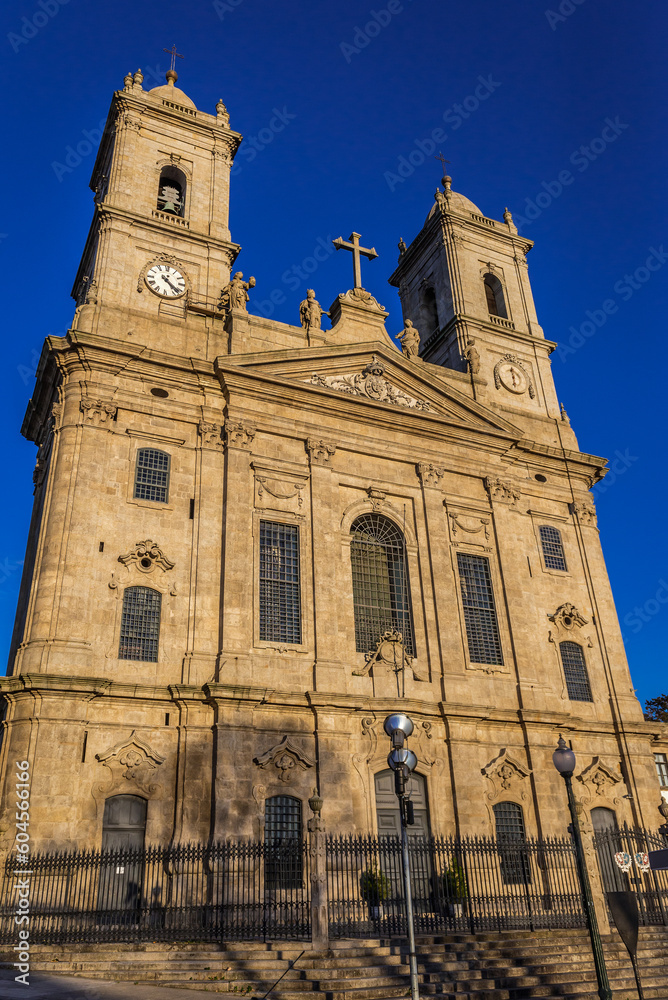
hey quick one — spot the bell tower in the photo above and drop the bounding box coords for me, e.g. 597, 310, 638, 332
71, 68, 242, 356
389, 174, 561, 424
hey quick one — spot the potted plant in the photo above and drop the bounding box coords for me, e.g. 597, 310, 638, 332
440, 858, 468, 917
360, 865, 391, 919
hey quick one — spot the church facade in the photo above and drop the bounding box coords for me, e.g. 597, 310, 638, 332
1, 69, 666, 858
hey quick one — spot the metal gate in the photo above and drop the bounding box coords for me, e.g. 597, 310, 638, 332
0, 839, 311, 945
594, 825, 668, 926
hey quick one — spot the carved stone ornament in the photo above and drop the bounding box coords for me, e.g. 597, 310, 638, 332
137, 253, 190, 295
224, 419, 256, 450
417, 462, 445, 488
80, 397, 117, 425
256, 476, 304, 507
482, 749, 532, 802
484, 476, 522, 506
253, 735, 315, 784
336, 287, 385, 312
95, 730, 165, 796
449, 512, 491, 541
570, 498, 598, 527
493, 354, 536, 399
366, 486, 389, 512
198, 421, 223, 447
547, 602, 593, 647
353, 628, 426, 682
306, 355, 431, 411
119, 539, 175, 574
307, 438, 336, 467
576, 757, 623, 803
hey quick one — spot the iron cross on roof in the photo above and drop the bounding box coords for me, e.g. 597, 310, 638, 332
163, 44, 184, 73
332, 232, 378, 289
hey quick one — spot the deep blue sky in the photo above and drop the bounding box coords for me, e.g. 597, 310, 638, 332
1, 1, 665, 708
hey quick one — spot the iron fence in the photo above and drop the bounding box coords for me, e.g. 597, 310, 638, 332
0, 839, 311, 945
326, 833, 587, 937
594, 824, 668, 926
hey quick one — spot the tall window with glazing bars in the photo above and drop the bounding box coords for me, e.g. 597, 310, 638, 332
134, 448, 170, 503
119, 587, 161, 662
539, 525, 567, 570
560, 641, 593, 701
457, 553, 503, 665
349, 514, 415, 655
259, 521, 302, 644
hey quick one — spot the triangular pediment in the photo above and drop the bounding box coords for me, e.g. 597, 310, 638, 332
216, 342, 523, 438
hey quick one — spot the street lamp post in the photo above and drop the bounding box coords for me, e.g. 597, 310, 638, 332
384, 713, 420, 1000
553, 735, 612, 1000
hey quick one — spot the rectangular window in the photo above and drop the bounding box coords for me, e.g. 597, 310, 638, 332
655, 754, 668, 788
560, 641, 593, 701
134, 449, 170, 503
539, 525, 567, 571
259, 521, 301, 644
457, 553, 503, 665
119, 587, 161, 662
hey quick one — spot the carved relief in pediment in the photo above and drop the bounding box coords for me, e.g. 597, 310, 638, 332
253, 735, 315, 784
482, 748, 532, 802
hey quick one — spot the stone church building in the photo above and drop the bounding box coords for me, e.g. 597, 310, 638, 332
1, 68, 666, 857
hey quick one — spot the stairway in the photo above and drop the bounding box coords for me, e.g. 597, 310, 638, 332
14, 926, 668, 999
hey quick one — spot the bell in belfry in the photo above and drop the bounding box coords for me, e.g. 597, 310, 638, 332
158, 183, 182, 214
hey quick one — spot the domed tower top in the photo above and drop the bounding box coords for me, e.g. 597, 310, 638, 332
388, 174, 562, 423
148, 69, 197, 110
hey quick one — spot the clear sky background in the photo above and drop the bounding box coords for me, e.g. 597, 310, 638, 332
0, 0, 665, 709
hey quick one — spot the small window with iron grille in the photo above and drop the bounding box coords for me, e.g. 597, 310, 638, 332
493, 801, 530, 885
560, 641, 593, 701
456, 553, 503, 665
349, 514, 415, 656
259, 521, 302, 644
119, 587, 161, 662
655, 754, 668, 788
134, 448, 170, 503
264, 795, 303, 889
539, 525, 567, 571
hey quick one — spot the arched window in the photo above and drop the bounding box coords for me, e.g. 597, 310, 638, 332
493, 801, 530, 885
157, 165, 186, 216
350, 514, 415, 656
483, 273, 507, 318
134, 448, 170, 503
102, 794, 147, 850
421, 286, 439, 335
119, 587, 161, 662
560, 641, 593, 702
539, 525, 567, 571
264, 795, 302, 889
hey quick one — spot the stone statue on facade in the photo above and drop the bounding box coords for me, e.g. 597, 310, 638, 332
218, 271, 256, 315
299, 289, 329, 333
464, 338, 480, 375
395, 319, 421, 360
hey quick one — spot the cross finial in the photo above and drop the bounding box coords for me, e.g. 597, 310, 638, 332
163, 44, 184, 73
435, 152, 450, 175
332, 232, 378, 289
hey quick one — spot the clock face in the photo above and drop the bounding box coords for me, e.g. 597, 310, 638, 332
145, 264, 186, 298
497, 361, 527, 394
